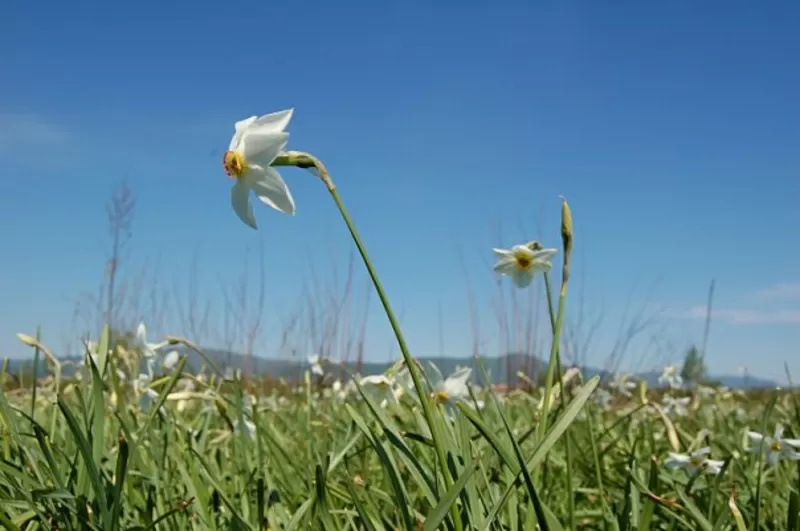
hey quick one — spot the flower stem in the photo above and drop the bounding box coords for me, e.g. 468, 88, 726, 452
274, 151, 460, 527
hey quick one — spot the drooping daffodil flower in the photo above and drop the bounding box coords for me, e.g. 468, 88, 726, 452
223, 109, 296, 229
492, 243, 557, 288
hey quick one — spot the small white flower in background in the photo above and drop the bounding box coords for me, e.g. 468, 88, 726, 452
658, 365, 683, 390
132, 373, 158, 400
492, 244, 557, 288
135, 323, 166, 358
432, 367, 482, 409
593, 388, 612, 409
162, 350, 180, 371
331, 380, 348, 401
359, 374, 397, 408
747, 424, 800, 465
609, 374, 637, 397
307, 354, 324, 376
696, 385, 716, 400
233, 418, 257, 439
223, 109, 296, 229
665, 447, 725, 476
662, 395, 690, 417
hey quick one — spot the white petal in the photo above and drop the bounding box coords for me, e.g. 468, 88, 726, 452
308, 354, 320, 365
782, 438, 800, 448
493, 258, 517, 275
511, 270, 534, 288
242, 132, 288, 164
246, 167, 296, 215
665, 453, 689, 467
532, 248, 558, 260
492, 248, 512, 257
774, 424, 785, 440
136, 322, 147, 346
231, 181, 257, 229
229, 116, 257, 150
747, 431, 765, 444
250, 109, 294, 135
163, 350, 180, 370
767, 450, 781, 465
692, 447, 711, 458
510, 245, 536, 260
531, 260, 553, 273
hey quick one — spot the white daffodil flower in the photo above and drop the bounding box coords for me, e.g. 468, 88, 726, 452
162, 350, 180, 371
747, 424, 800, 465
359, 374, 397, 408
609, 373, 637, 397
135, 322, 164, 358
492, 244, 557, 288
658, 365, 683, 390
662, 395, 690, 417
223, 109, 296, 229
432, 366, 472, 405
132, 373, 159, 400
593, 388, 612, 409
308, 354, 324, 376
665, 447, 725, 476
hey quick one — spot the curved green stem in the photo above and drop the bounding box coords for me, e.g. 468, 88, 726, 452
274, 151, 460, 529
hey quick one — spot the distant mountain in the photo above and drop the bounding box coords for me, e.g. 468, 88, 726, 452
2, 348, 780, 389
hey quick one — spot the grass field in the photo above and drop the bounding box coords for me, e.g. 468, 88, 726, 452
2, 320, 799, 530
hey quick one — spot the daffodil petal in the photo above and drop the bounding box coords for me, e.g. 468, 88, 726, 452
250, 108, 294, 135
242, 132, 288, 163
492, 248, 512, 257
533, 248, 558, 260
246, 167, 296, 215
493, 263, 516, 275
511, 270, 534, 288
230, 116, 258, 150
231, 181, 257, 229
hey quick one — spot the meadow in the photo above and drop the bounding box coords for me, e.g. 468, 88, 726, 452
2, 110, 798, 530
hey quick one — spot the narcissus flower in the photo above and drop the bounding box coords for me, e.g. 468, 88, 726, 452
223, 109, 296, 229
747, 424, 800, 465
492, 244, 557, 288
665, 447, 725, 476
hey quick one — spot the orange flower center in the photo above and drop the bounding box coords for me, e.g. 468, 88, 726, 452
223, 151, 246, 179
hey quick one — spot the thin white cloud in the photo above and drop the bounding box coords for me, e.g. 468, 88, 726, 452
755, 283, 800, 300
0, 113, 72, 154
681, 305, 800, 325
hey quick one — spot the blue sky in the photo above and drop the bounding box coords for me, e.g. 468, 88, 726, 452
1, 0, 798, 381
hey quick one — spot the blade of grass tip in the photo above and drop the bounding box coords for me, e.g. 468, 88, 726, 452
29, 326, 41, 419
56, 395, 112, 529
313, 462, 340, 531
283, 499, 314, 531
588, 409, 613, 530
109, 435, 129, 531
0, 512, 20, 531
754, 390, 779, 529
423, 459, 478, 531
675, 487, 713, 531
87, 352, 107, 482
787, 490, 799, 531
350, 376, 439, 508
638, 456, 658, 531
473, 355, 557, 531
729, 487, 748, 531
343, 461, 379, 531
345, 403, 414, 530
478, 377, 599, 530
